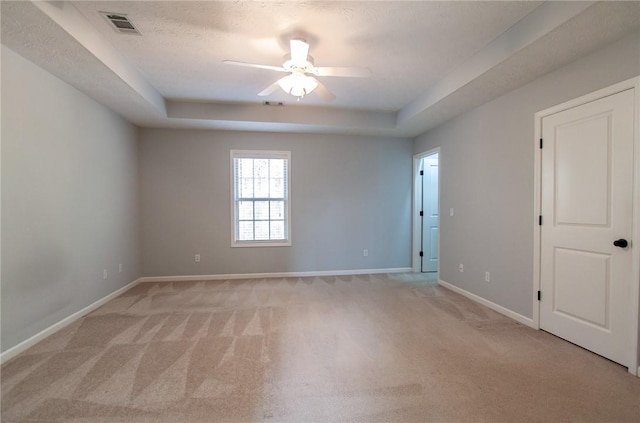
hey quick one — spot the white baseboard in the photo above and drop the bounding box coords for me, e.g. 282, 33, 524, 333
138, 267, 413, 283
437, 279, 535, 328
0, 278, 142, 364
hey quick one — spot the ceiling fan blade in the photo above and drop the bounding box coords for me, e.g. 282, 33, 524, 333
314, 66, 371, 78
310, 78, 336, 102
257, 80, 281, 97
222, 60, 285, 72
290, 38, 309, 64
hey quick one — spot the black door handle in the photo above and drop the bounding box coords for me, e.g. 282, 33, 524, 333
613, 239, 628, 248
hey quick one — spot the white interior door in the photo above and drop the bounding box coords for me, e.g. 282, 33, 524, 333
540, 89, 635, 368
421, 155, 439, 272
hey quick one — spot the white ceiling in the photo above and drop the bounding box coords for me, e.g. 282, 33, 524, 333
2, 1, 640, 137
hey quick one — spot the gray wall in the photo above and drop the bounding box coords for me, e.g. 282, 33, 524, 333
139, 129, 412, 276
1, 46, 140, 352
414, 30, 640, 319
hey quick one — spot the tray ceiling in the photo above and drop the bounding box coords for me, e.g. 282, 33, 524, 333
2, 1, 639, 137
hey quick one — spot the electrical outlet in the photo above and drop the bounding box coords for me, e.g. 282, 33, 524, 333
459, 263, 464, 272
450, 208, 454, 217
195, 254, 201, 262
103, 269, 108, 280
485, 272, 490, 282
363, 249, 368, 257
119, 263, 123, 273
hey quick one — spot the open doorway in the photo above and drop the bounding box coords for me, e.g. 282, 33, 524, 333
413, 149, 439, 275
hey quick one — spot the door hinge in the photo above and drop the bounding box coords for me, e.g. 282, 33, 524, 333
419, 211, 424, 217
539, 215, 543, 226
420, 170, 424, 176
537, 291, 541, 301
539, 138, 543, 149
419, 251, 424, 257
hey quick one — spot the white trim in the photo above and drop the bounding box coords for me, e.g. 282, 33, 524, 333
632, 77, 640, 377
438, 279, 535, 328
533, 76, 640, 377
138, 267, 413, 283
412, 147, 440, 274
0, 278, 142, 364
536, 78, 638, 117
532, 109, 542, 330
231, 240, 292, 248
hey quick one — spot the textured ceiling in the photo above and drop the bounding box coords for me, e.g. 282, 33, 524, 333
2, 1, 640, 137
71, 1, 540, 110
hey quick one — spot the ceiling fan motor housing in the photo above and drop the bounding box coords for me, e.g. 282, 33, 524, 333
282, 54, 315, 74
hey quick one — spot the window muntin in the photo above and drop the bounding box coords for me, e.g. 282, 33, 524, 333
231, 150, 290, 247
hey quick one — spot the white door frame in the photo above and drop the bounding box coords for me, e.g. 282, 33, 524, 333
532, 76, 640, 376
413, 147, 440, 274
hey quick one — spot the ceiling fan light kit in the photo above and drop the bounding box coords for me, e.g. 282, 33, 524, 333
278, 72, 319, 100
223, 38, 370, 102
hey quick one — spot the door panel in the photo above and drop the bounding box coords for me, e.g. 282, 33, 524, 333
553, 247, 610, 329
540, 89, 634, 367
555, 114, 611, 226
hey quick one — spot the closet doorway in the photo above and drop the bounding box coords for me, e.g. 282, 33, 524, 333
413, 149, 439, 274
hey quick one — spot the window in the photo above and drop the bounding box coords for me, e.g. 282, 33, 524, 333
231, 150, 291, 247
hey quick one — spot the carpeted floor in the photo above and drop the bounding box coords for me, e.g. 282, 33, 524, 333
2, 273, 639, 422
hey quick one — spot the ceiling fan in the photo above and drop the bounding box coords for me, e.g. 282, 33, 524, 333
223, 38, 371, 101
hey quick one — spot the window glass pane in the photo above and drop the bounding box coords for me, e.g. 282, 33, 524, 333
254, 159, 269, 178
270, 201, 284, 219
232, 151, 290, 245
239, 178, 253, 198
238, 201, 253, 220
270, 178, 284, 198
255, 201, 269, 220
270, 159, 284, 178
238, 158, 254, 179
255, 221, 269, 240
255, 178, 269, 197
270, 221, 285, 240
238, 221, 254, 241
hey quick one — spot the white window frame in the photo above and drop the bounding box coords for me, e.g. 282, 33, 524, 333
230, 149, 291, 247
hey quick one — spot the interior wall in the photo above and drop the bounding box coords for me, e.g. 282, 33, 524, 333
1, 46, 141, 353
139, 129, 412, 277
413, 30, 640, 320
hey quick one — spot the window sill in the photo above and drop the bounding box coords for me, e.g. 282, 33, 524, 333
231, 240, 292, 248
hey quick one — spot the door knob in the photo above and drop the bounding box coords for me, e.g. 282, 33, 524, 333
613, 239, 628, 248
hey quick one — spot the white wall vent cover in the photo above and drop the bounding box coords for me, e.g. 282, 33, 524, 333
100, 12, 141, 35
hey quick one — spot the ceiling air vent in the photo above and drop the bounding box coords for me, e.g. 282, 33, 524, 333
100, 12, 141, 35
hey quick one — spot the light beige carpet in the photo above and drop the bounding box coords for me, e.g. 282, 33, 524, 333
2, 273, 639, 422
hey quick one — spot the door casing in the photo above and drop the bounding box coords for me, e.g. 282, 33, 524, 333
533, 76, 640, 376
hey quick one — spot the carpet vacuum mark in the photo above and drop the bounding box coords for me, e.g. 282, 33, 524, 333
2, 273, 639, 422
